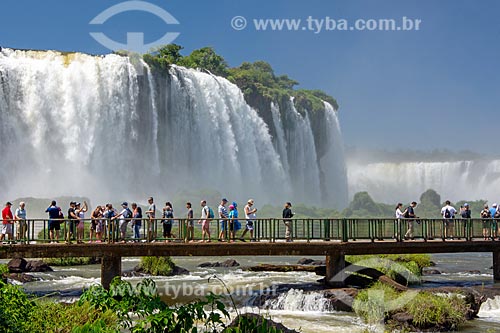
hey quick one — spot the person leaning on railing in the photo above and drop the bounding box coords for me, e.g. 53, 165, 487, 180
480, 204, 492, 240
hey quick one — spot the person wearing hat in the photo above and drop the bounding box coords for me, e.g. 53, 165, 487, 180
1, 202, 14, 242
228, 202, 241, 242
241, 199, 257, 241
115, 202, 133, 242
218, 198, 229, 242
67, 201, 79, 244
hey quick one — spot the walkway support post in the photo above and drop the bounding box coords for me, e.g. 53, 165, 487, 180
493, 251, 500, 282
101, 255, 122, 290
325, 251, 346, 288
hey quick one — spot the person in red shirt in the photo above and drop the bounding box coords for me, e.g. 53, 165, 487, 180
1, 202, 14, 242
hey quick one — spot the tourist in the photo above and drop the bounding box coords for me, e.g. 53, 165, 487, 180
460, 203, 471, 239
185, 202, 194, 243
67, 201, 79, 244
404, 201, 418, 240
90, 205, 104, 243
218, 198, 229, 242
440, 200, 457, 240
228, 203, 241, 242
75, 201, 88, 244
115, 202, 132, 242
480, 204, 491, 240
145, 197, 156, 241
394, 203, 405, 240
282, 202, 294, 242
199, 200, 211, 242
45, 201, 63, 243
162, 202, 174, 242
241, 199, 257, 242
14, 202, 27, 243
491, 203, 499, 240
131, 203, 142, 241
1, 202, 14, 243
103, 204, 117, 241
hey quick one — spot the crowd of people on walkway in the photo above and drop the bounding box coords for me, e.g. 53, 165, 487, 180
3, 196, 500, 244
396, 200, 500, 241
0, 197, 297, 244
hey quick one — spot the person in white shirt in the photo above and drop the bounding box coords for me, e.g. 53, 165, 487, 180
394, 203, 405, 240
440, 200, 457, 240
15, 202, 27, 243
240, 199, 257, 241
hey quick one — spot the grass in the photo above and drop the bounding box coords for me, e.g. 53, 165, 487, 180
139, 256, 175, 276
353, 282, 468, 330
42, 257, 98, 266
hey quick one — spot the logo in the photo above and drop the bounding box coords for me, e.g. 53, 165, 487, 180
89, 1, 180, 54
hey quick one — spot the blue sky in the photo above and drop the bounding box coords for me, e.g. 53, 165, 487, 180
1, 0, 498, 154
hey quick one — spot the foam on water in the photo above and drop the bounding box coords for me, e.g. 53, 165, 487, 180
477, 296, 500, 322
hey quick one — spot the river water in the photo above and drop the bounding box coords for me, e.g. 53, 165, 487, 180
4, 253, 500, 332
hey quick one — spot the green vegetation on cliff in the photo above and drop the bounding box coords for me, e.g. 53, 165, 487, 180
143, 44, 338, 115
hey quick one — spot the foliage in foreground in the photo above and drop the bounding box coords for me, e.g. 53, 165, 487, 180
80, 277, 287, 333
0, 277, 288, 333
353, 282, 468, 331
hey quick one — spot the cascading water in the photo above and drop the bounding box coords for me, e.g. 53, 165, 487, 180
320, 102, 348, 208
264, 289, 333, 312
348, 160, 500, 203
0, 48, 348, 207
278, 98, 321, 205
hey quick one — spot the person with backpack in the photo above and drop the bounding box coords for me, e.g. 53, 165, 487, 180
403, 201, 418, 240
480, 204, 492, 240
162, 202, 175, 242
491, 203, 499, 240
440, 200, 457, 240
115, 202, 133, 242
459, 203, 471, 239
199, 200, 212, 242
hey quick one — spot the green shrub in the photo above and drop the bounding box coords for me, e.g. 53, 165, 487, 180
139, 256, 175, 276
42, 257, 98, 266
406, 292, 467, 329
354, 283, 468, 330
0, 264, 9, 275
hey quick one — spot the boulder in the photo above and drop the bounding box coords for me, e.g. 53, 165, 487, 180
6, 273, 39, 283
224, 313, 299, 333
172, 266, 190, 275
198, 262, 214, 268
220, 259, 240, 267
422, 268, 441, 275
8, 258, 28, 273
26, 260, 53, 272
297, 258, 325, 265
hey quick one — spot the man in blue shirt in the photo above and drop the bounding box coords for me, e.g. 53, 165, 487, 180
45, 201, 62, 243
490, 203, 498, 240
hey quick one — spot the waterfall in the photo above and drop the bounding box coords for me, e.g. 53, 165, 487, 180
347, 160, 500, 203
280, 98, 321, 205
320, 102, 348, 208
0, 48, 349, 207
478, 296, 500, 322
264, 289, 333, 312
